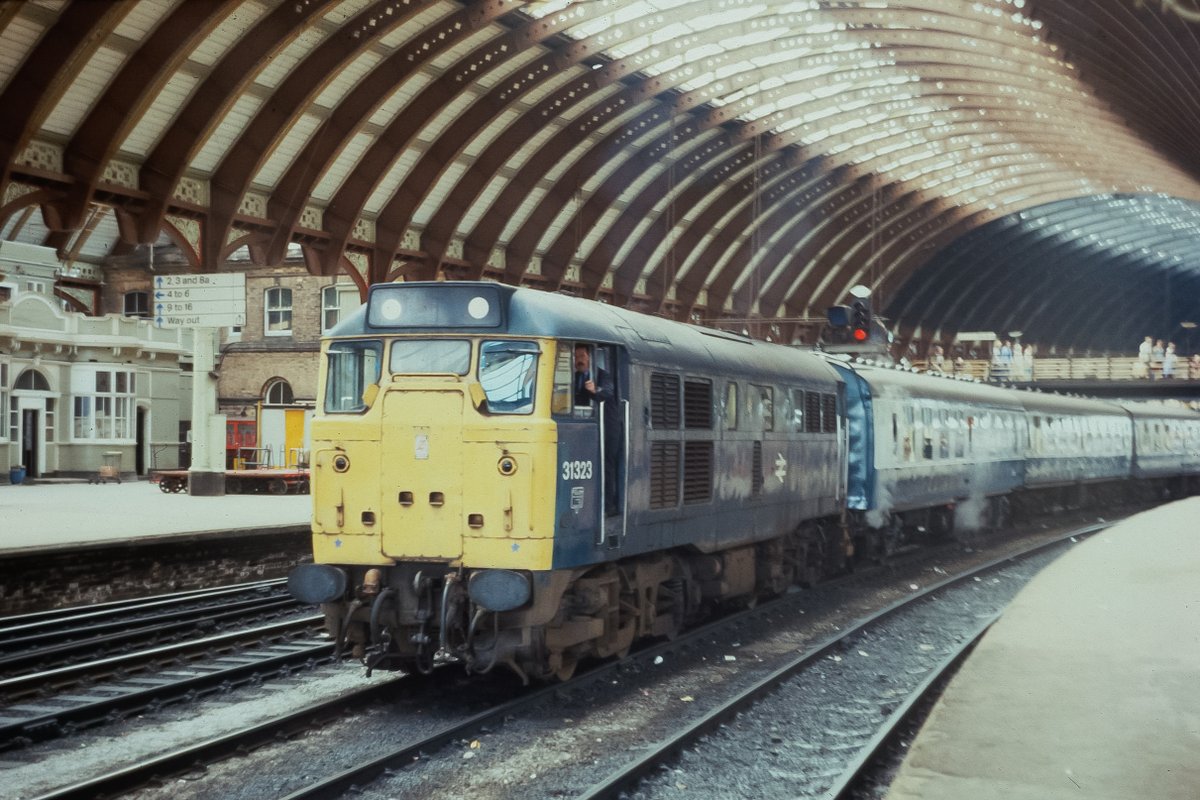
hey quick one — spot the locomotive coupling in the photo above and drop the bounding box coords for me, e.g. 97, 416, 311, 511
361, 568, 383, 597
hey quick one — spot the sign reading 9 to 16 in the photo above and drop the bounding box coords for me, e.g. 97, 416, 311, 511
153, 273, 247, 328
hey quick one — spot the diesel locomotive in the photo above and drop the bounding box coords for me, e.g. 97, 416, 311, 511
288, 282, 1200, 682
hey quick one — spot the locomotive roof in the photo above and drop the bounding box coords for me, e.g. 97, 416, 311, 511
338, 282, 840, 387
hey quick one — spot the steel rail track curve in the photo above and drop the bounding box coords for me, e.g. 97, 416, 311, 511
572, 522, 1107, 800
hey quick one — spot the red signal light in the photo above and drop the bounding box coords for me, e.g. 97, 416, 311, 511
852, 327, 868, 342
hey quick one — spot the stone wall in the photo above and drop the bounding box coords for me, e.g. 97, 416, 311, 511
0, 528, 312, 614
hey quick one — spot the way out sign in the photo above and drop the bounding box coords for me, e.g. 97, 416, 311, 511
153, 273, 247, 328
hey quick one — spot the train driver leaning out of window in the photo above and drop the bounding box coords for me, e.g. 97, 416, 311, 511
574, 343, 622, 517
574, 344, 613, 407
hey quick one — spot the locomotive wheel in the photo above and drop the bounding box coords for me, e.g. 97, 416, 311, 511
930, 506, 955, 539
883, 515, 904, 557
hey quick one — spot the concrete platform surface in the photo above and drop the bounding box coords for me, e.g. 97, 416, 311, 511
0, 480, 311, 555
887, 497, 1200, 800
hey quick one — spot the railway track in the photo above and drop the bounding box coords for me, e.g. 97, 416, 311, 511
578, 525, 1106, 800
0, 618, 329, 751
0, 580, 333, 751
20, 520, 1103, 800
0, 579, 295, 674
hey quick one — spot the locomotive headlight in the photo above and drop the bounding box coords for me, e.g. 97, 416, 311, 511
498, 455, 517, 476
332, 453, 350, 472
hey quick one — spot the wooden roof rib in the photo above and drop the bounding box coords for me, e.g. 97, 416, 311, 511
0, 0, 1198, 351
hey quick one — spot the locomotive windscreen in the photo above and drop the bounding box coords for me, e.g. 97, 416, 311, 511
367, 283, 503, 329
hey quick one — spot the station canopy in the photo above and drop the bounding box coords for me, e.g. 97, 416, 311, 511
1, 0, 1199, 352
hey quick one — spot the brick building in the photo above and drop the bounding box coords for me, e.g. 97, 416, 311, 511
215, 259, 359, 469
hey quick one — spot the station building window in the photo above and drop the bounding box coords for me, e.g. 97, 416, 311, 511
321, 285, 340, 333
264, 379, 294, 406
123, 291, 149, 317
264, 287, 293, 336
71, 367, 135, 441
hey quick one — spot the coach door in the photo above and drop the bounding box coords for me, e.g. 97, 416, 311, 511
554, 342, 627, 550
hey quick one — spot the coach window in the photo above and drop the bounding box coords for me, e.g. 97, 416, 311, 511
724, 382, 738, 430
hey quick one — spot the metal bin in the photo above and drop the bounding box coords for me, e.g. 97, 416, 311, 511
98, 450, 122, 483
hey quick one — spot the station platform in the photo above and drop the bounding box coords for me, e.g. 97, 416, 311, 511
0, 479, 312, 556
887, 497, 1200, 800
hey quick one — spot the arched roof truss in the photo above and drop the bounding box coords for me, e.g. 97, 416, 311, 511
0, 0, 1198, 351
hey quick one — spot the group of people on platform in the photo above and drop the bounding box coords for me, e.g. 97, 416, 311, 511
1135, 336, 1200, 380
925, 341, 1034, 380
987, 339, 1034, 381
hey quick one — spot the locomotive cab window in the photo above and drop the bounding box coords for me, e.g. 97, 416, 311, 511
478, 340, 539, 414
389, 339, 471, 375
324, 339, 382, 413
557, 342, 618, 420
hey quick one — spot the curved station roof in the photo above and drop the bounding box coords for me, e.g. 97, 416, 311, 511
1, 0, 1199, 351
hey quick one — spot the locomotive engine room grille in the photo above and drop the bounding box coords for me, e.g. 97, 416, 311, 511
752, 441, 764, 495
683, 441, 714, 503
683, 378, 713, 429
651, 373, 681, 429
822, 393, 838, 433
649, 441, 681, 508
805, 391, 822, 433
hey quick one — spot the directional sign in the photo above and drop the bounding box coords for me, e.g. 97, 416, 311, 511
157, 312, 247, 328
153, 273, 246, 328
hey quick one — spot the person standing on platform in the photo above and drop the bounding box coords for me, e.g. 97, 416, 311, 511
1152, 339, 1165, 379
929, 344, 945, 373
1162, 343, 1177, 379
1190, 353, 1200, 380
1136, 336, 1152, 379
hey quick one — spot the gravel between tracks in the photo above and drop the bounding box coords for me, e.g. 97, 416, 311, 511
5, 517, 1107, 800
